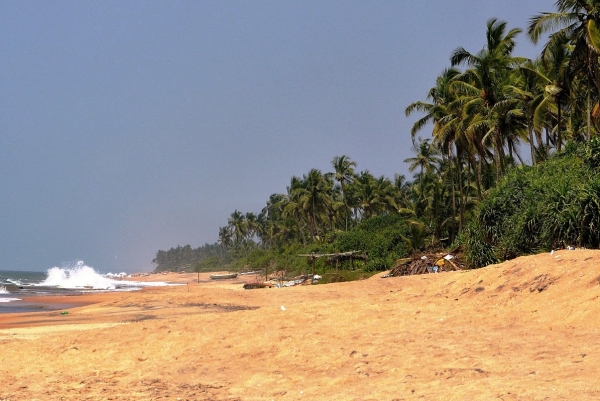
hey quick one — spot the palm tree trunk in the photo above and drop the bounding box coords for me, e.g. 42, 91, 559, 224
529, 126, 536, 165
514, 146, 525, 165
466, 160, 472, 213
457, 151, 465, 232
498, 132, 506, 174
557, 101, 562, 152
493, 139, 501, 183
298, 221, 307, 246
588, 89, 592, 141
475, 155, 483, 200
448, 145, 457, 236
535, 129, 543, 161
342, 186, 349, 232
419, 165, 424, 201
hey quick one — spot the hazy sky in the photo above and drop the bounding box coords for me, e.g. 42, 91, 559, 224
1, 0, 554, 272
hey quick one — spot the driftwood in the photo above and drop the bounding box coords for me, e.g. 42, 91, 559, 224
387, 252, 464, 277
243, 283, 273, 290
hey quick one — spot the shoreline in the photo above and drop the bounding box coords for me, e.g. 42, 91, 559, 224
0, 271, 257, 329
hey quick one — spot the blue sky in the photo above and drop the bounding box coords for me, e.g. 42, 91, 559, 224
0, 0, 554, 272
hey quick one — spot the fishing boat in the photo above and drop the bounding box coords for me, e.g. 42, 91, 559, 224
209, 273, 238, 280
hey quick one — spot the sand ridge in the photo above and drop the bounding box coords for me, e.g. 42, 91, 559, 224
2, 250, 600, 400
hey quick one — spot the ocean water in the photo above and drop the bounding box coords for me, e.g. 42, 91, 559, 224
0, 261, 173, 313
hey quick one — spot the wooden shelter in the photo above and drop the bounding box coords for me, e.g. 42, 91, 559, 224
298, 251, 368, 274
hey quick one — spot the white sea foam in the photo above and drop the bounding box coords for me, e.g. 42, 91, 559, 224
0, 297, 21, 303
0, 286, 9, 294
105, 272, 129, 279
40, 262, 118, 289
37, 261, 177, 290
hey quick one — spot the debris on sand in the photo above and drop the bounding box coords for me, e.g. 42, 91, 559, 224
385, 250, 465, 277
243, 283, 274, 290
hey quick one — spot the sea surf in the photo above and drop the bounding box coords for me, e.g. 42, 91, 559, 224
0, 261, 174, 313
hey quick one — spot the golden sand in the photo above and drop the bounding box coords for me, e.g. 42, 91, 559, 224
2, 250, 600, 400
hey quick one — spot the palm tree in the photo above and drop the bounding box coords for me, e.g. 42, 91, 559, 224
259, 193, 287, 248
406, 67, 462, 141
350, 170, 376, 219
296, 169, 333, 240
512, 59, 549, 161
332, 155, 357, 231
284, 176, 309, 245
401, 219, 430, 254
422, 173, 448, 245
351, 171, 399, 219
403, 138, 441, 199
227, 210, 247, 245
519, 35, 572, 153
218, 226, 232, 250
528, 0, 600, 140
451, 18, 527, 182
262, 193, 286, 223
393, 173, 411, 210
245, 212, 258, 242
407, 67, 466, 226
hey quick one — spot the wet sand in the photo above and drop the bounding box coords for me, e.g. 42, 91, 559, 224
2, 251, 600, 400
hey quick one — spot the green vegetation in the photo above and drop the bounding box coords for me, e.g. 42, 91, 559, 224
318, 214, 411, 272
154, 1, 600, 275
152, 243, 226, 272
462, 138, 600, 267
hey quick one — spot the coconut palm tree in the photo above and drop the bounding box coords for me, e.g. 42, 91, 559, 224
403, 138, 441, 200
332, 155, 357, 231
407, 67, 471, 226
401, 219, 430, 254
218, 226, 232, 250
228, 210, 247, 245
245, 212, 258, 242
528, 0, 600, 140
519, 35, 572, 153
296, 169, 333, 240
284, 176, 310, 245
350, 171, 399, 219
450, 18, 527, 181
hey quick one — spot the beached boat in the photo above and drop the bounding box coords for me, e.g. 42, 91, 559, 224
209, 273, 238, 280
238, 270, 261, 276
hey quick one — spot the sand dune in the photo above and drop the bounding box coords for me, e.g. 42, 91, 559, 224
2, 249, 600, 400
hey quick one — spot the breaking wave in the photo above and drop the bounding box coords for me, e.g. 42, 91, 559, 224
40, 262, 118, 289
36, 261, 176, 290
0, 298, 21, 303
0, 285, 20, 302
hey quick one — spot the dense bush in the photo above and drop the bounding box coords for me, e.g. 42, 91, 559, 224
319, 213, 411, 271
230, 214, 411, 274
460, 141, 600, 267
231, 245, 312, 276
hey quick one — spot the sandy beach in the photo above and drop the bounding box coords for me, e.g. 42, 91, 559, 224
2, 250, 600, 400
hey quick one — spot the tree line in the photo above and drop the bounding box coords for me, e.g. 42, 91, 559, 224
153, 1, 600, 272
